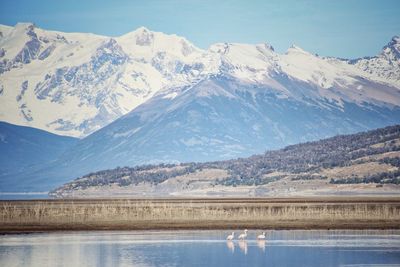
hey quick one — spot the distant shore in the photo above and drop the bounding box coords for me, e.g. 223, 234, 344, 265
1, 197, 400, 233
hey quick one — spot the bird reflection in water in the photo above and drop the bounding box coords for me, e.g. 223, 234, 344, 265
238, 240, 248, 255
257, 239, 266, 252
226, 240, 235, 253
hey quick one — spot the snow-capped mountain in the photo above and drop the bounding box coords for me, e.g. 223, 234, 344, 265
1, 23, 399, 138
0, 23, 209, 137
350, 36, 400, 86
1, 23, 400, 191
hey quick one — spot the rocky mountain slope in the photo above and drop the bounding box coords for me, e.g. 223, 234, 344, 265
0, 23, 209, 137
48, 34, 400, 177
0, 23, 399, 138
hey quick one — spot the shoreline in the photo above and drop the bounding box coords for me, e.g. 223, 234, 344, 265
1, 197, 399, 233
2, 196, 400, 202
1, 221, 400, 234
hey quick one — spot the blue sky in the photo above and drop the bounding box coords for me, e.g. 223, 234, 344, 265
1, 0, 399, 58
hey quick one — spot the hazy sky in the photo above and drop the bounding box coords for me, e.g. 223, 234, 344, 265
1, 0, 399, 58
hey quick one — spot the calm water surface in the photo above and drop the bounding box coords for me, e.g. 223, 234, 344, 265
0, 230, 399, 267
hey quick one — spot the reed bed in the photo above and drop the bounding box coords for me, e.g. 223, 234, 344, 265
1, 198, 400, 231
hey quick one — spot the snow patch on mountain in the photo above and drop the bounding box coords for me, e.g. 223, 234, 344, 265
0, 23, 399, 137
351, 36, 400, 87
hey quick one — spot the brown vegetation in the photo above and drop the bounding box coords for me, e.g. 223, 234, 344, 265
1, 197, 399, 232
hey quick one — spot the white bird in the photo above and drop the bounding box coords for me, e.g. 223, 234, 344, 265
226, 232, 235, 240
257, 232, 266, 240
238, 229, 248, 240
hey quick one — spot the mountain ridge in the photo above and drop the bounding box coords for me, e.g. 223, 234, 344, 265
0, 121, 77, 177
1, 24, 400, 192
1, 23, 399, 137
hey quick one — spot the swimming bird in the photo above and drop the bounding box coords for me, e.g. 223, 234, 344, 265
257, 232, 266, 240
238, 229, 248, 240
226, 232, 235, 240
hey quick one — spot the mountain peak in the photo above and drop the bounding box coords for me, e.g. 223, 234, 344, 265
14, 22, 36, 30
382, 35, 400, 60
134, 26, 151, 34
287, 44, 309, 54
262, 43, 275, 51
12, 22, 37, 38
391, 35, 400, 44
120, 26, 154, 38
385, 35, 400, 49
126, 26, 154, 46
119, 26, 194, 49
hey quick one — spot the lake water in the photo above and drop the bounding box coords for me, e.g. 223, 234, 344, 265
0, 230, 399, 267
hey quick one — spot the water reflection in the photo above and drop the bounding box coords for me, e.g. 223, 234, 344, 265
238, 240, 248, 255
257, 239, 266, 252
226, 240, 235, 253
1, 230, 400, 267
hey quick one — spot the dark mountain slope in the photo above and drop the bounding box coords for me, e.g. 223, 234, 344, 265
0, 122, 77, 190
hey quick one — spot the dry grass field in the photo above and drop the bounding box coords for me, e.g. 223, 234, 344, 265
1, 197, 400, 232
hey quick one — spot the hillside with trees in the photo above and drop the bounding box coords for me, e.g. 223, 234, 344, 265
51, 125, 400, 197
